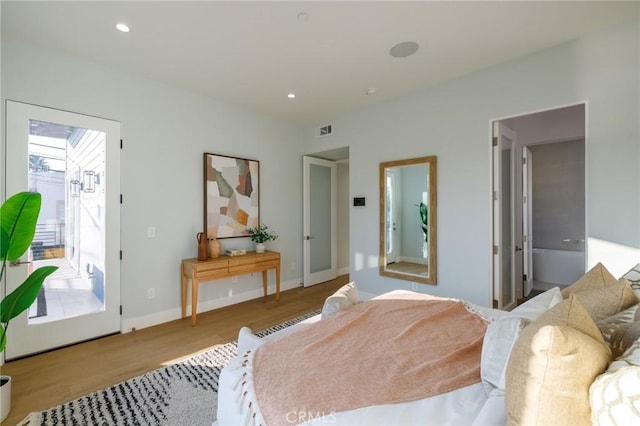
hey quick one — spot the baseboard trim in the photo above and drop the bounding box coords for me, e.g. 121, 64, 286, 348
121, 278, 301, 333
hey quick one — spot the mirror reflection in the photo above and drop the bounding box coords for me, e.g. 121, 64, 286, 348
379, 156, 437, 285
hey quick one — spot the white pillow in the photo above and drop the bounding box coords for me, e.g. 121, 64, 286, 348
237, 326, 265, 355
321, 282, 358, 319
508, 286, 563, 321
590, 326, 640, 424
480, 287, 562, 396
481, 316, 529, 396
590, 366, 640, 425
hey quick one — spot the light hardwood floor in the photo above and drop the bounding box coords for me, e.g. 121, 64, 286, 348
1, 275, 349, 425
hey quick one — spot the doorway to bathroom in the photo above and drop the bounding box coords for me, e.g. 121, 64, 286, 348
492, 103, 586, 305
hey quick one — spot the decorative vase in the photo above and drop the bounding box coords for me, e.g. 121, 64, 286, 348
197, 232, 208, 261
0, 375, 11, 422
208, 238, 222, 258
255, 243, 266, 253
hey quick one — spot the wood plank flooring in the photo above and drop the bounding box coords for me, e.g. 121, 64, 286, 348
1, 275, 349, 425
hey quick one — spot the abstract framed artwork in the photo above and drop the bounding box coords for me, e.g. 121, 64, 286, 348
203, 153, 259, 239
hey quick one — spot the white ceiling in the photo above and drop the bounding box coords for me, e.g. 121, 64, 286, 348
2, 1, 638, 125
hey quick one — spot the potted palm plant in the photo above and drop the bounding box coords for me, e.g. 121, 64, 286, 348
1, 192, 58, 421
247, 224, 278, 253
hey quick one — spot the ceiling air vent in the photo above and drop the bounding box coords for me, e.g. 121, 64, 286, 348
317, 124, 332, 137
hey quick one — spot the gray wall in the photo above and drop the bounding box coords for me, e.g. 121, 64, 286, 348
530, 140, 586, 252
305, 20, 639, 305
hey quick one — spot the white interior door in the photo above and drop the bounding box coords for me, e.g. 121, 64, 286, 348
492, 121, 516, 310
522, 147, 533, 296
4, 101, 121, 360
385, 169, 399, 264
303, 156, 337, 287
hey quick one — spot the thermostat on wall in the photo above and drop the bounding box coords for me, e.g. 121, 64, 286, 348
353, 197, 366, 207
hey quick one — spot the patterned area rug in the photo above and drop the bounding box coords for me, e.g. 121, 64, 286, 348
20, 310, 320, 426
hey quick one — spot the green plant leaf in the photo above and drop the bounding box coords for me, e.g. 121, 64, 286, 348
1, 192, 41, 261
418, 202, 429, 242
0, 227, 8, 260
0, 265, 57, 324
421, 224, 429, 242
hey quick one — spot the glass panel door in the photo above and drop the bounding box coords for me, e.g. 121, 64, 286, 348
4, 101, 120, 360
303, 156, 337, 286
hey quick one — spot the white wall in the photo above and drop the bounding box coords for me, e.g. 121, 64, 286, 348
1, 39, 306, 330
306, 20, 640, 305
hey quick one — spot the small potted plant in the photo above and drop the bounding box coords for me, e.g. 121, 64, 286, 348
247, 224, 278, 253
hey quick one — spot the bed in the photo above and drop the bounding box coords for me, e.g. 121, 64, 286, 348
216, 262, 640, 425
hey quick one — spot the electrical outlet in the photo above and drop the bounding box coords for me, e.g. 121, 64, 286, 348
290, 262, 295, 271
411, 282, 418, 291
147, 288, 156, 299
232, 276, 238, 283
147, 226, 156, 238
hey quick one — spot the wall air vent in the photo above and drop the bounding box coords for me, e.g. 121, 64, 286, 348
317, 124, 333, 137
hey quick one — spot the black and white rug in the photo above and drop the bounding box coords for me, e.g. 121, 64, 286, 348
20, 310, 320, 426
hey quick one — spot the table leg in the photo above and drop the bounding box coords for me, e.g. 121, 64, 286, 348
262, 270, 268, 297
275, 265, 280, 302
191, 278, 199, 326
181, 263, 187, 319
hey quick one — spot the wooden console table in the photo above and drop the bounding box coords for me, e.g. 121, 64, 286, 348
181, 251, 281, 326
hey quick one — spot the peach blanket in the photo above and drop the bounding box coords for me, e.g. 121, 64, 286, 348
248, 294, 488, 425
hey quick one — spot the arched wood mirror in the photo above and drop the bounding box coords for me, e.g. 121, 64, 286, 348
379, 156, 437, 285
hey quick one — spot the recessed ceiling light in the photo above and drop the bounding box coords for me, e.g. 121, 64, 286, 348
366, 88, 377, 96
389, 41, 419, 58
287, 93, 296, 99
115, 23, 130, 33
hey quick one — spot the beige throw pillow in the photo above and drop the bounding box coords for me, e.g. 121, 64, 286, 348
572, 279, 639, 322
505, 296, 612, 426
562, 262, 618, 298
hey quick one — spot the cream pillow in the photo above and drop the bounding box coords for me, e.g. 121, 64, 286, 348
590, 336, 640, 425
572, 279, 639, 322
589, 366, 640, 426
562, 262, 618, 298
505, 296, 612, 426
321, 282, 358, 319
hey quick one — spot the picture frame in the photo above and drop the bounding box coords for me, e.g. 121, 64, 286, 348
203, 152, 260, 239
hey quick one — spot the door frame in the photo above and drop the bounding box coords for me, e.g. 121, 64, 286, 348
489, 101, 588, 307
492, 121, 517, 310
522, 146, 533, 296
302, 155, 337, 286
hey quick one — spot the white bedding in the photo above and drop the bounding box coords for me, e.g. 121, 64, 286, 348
215, 291, 508, 425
